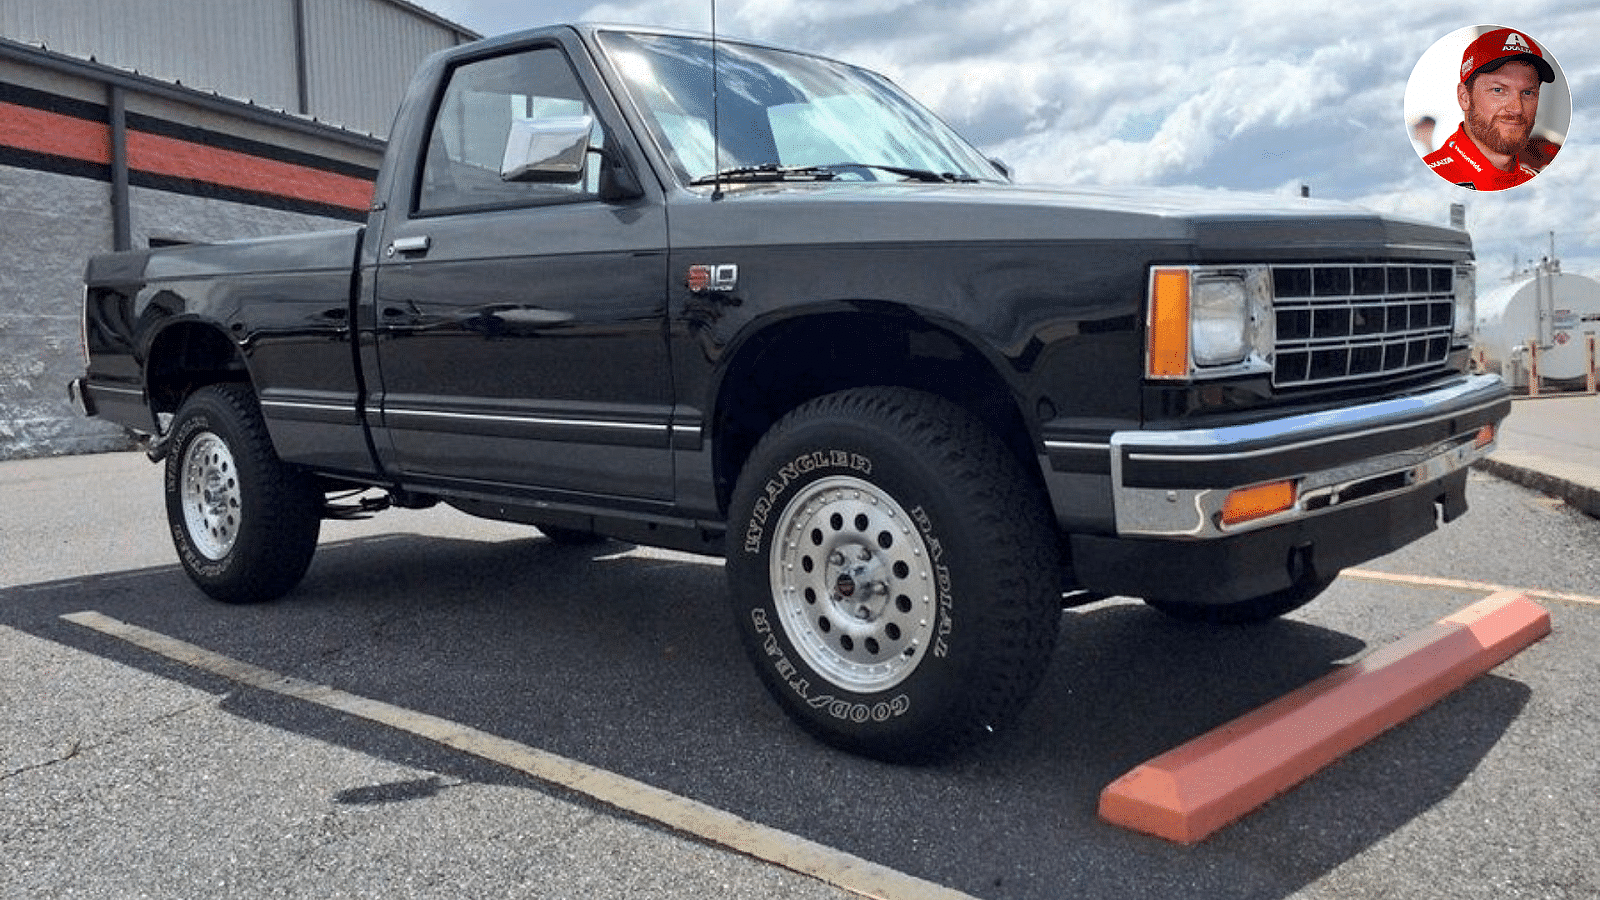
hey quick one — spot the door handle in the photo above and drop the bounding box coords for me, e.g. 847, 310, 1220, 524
495, 308, 574, 327
386, 235, 431, 257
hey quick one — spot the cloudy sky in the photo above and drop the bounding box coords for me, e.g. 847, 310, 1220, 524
417, 0, 1598, 287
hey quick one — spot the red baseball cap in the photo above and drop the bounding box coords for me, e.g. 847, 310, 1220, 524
1460, 27, 1556, 84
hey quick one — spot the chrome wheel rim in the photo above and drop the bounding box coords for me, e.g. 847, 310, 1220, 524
180, 432, 241, 560
770, 476, 938, 692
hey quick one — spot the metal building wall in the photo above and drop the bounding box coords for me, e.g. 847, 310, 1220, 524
0, 0, 473, 137
302, 0, 464, 136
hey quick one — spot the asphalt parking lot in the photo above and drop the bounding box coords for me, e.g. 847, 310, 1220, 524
3, 449, 1598, 899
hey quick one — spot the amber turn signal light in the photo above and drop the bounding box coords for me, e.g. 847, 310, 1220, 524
1220, 480, 1297, 528
1147, 268, 1191, 379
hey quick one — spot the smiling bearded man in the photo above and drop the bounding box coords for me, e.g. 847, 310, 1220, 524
1423, 28, 1555, 191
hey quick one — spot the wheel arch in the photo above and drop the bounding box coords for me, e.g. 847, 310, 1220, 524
144, 318, 252, 420
710, 302, 1042, 513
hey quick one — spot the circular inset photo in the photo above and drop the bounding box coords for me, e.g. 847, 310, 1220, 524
1405, 25, 1571, 191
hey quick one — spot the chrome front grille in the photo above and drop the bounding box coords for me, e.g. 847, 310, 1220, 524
1270, 264, 1455, 388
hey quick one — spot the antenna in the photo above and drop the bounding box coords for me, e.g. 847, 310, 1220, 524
710, 0, 724, 201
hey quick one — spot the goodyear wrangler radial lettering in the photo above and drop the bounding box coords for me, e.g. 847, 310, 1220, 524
808, 693, 912, 723
911, 505, 956, 658
750, 609, 911, 723
743, 450, 873, 554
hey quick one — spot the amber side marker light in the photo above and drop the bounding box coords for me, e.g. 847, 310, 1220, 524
1147, 268, 1191, 379
1220, 480, 1297, 528
1474, 424, 1496, 450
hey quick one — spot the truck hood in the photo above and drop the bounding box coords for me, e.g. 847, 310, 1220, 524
671, 181, 1471, 263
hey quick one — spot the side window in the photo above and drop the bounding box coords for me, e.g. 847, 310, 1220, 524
418, 47, 603, 214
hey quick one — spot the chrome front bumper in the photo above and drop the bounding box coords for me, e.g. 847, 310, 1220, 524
1050, 374, 1510, 540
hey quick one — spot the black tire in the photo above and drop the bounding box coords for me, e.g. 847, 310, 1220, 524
727, 387, 1062, 762
163, 384, 322, 604
1142, 577, 1333, 626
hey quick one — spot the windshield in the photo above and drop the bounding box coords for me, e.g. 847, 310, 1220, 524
598, 31, 1004, 187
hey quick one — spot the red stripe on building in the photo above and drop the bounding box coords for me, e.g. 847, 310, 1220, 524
0, 101, 112, 164
127, 130, 374, 212
1, 101, 373, 213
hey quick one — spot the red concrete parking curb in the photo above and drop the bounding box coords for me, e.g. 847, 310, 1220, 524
1098, 592, 1551, 844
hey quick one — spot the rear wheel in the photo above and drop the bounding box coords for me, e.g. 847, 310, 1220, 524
727, 387, 1062, 762
164, 384, 321, 603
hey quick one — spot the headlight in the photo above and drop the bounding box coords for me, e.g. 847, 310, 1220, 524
1454, 263, 1476, 343
1147, 266, 1274, 379
1192, 276, 1248, 366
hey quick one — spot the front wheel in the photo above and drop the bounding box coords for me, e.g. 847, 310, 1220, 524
727, 388, 1062, 762
164, 384, 322, 603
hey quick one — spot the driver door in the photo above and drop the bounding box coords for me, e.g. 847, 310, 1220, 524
371, 44, 673, 502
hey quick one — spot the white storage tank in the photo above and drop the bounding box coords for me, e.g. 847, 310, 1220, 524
1476, 263, 1600, 385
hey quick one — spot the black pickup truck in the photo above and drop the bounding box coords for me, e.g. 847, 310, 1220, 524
72, 24, 1509, 761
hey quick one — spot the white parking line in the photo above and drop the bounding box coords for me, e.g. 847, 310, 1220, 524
61, 610, 973, 900
1344, 569, 1600, 606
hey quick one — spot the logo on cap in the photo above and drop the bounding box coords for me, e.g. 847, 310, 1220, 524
1458, 26, 1556, 84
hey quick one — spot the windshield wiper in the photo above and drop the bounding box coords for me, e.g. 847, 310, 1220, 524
690, 162, 987, 187
835, 163, 983, 184
690, 164, 839, 186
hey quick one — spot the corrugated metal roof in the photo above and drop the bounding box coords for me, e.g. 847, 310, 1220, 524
0, 0, 478, 137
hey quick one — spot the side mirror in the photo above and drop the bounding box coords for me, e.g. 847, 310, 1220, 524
988, 157, 1013, 181
596, 147, 645, 203
501, 115, 594, 184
